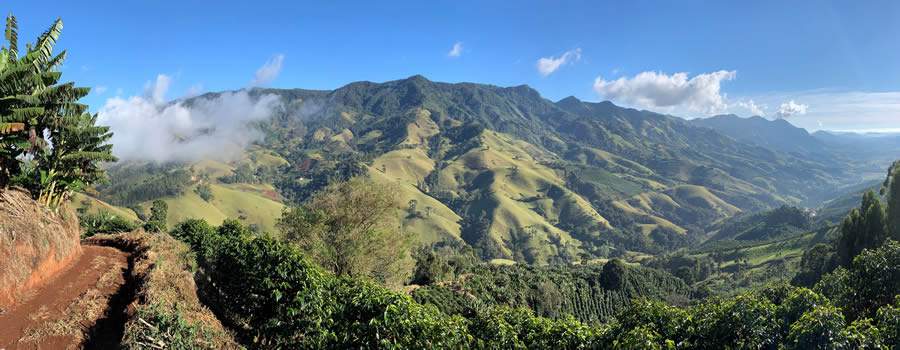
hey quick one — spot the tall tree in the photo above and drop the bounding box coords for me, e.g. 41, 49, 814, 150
836, 191, 887, 266
277, 177, 413, 288
600, 258, 628, 290
885, 161, 900, 238
144, 200, 168, 233
0, 15, 115, 205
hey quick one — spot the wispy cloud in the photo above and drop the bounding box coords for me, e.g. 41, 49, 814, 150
185, 83, 205, 98
251, 54, 285, 87
144, 74, 172, 104
93, 85, 108, 95
594, 70, 736, 114
775, 100, 808, 118
448, 42, 463, 58
741, 90, 900, 131
734, 99, 767, 116
537, 48, 582, 76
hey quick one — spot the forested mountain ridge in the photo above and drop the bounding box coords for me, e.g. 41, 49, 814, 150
95, 75, 871, 263
692, 114, 896, 203
692, 114, 830, 158
813, 130, 900, 167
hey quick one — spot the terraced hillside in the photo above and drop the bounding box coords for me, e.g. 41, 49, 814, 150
93, 76, 869, 263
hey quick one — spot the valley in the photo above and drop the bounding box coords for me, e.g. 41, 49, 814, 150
2, 6, 899, 347
85, 76, 888, 267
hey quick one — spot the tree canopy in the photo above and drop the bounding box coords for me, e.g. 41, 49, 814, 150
886, 161, 900, 238
836, 191, 888, 267
277, 177, 414, 288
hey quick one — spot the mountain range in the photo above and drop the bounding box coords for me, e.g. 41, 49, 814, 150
85, 75, 886, 264
692, 114, 829, 158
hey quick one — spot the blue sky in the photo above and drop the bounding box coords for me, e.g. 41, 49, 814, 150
6, 0, 900, 131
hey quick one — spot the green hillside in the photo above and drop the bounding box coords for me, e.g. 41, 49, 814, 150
643, 225, 835, 296
71, 192, 139, 221
705, 205, 814, 244
105, 75, 868, 264
87, 76, 875, 264
92, 152, 287, 234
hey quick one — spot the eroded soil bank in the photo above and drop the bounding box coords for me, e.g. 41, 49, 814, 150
0, 245, 131, 349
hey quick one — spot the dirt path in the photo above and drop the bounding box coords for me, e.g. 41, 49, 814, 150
0, 245, 131, 350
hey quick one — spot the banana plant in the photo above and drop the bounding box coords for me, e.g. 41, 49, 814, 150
0, 14, 116, 208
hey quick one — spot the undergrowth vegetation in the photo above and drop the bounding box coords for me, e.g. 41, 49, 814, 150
412, 257, 691, 323
85, 231, 240, 349
168, 217, 900, 349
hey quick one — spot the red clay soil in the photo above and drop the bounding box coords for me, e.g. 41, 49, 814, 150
0, 245, 130, 349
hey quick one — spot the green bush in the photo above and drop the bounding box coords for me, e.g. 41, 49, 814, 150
124, 304, 212, 350
330, 278, 470, 348
79, 211, 138, 237
785, 304, 848, 349
169, 218, 216, 251
875, 297, 900, 347
613, 299, 687, 345
688, 293, 779, 348
777, 287, 832, 335
197, 232, 334, 348
816, 240, 900, 320
840, 317, 885, 349
847, 240, 900, 318
194, 183, 214, 202
612, 326, 665, 350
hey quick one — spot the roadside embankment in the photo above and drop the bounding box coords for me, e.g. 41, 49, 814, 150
0, 189, 82, 308
86, 231, 240, 349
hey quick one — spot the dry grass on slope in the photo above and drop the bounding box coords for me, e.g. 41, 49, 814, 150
86, 231, 241, 349
0, 188, 82, 308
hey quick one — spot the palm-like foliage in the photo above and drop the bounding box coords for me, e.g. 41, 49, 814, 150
0, 14, 116, 207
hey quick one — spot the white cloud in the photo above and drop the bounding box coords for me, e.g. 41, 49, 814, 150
448, 42, 463, 57
144, 74, 172, 104
251, 54, 285, 87
185, 84, 205, 98
537, 48, 582, 76
735, 99, 767, 116
593, 70, 736, 114
730, 90, 900, 131
93, 85, 108, 95
775, 100, 808, 118
98, 76, 282, 162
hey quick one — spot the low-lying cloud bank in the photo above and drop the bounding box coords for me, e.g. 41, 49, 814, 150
98, 75, 281, 163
